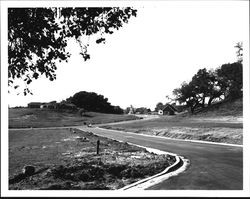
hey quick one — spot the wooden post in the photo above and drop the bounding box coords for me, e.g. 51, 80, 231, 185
96, 140, 100, 155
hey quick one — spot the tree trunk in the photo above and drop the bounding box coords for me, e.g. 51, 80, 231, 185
208, 97, 214, 106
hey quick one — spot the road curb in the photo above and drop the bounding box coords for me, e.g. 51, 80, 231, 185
77, 127, 189, 190
119, 143, 189, 190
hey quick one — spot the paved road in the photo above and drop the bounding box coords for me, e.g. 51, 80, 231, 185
77, 126, 243, 190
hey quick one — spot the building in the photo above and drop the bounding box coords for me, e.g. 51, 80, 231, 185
44, 101, 59, 109
28, 102, 44, 108
158, 104, 178, 115
58, 103, 77, 110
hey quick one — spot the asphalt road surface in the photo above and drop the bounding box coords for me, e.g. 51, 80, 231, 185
77, 126, 243, 190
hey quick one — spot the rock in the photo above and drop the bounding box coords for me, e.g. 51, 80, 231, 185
82, 137, 89, 142
22, 165, 35, 176
76, 137, 89, 142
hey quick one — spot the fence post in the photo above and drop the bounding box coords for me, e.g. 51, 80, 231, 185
96, 140, 100, 155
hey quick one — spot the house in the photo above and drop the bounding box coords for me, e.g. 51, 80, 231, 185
58, 103, 77, 110
158, 104, 178, 115
45, 101, 59, 109
28, 102, 44, 108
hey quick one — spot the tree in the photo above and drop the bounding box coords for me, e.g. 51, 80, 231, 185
69, 91, 123, 114
216, 62, 243, 100
124, 107, 131, 114
234, 42, 243, 63
173, 63, 243, 113
191, 68, 224, 107
172, 43, 243, 113
173, 81, 200, 114
166, 95, 175, 104
8, 7, 137, 94
135, 107, 150, 114
112, 106, 124, 114
155, 102, 164, 112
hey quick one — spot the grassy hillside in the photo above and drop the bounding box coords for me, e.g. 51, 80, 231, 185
194, 97, 243, 116
9, 108, 139, 128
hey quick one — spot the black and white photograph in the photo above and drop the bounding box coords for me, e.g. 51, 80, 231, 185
1, 0, 250, 197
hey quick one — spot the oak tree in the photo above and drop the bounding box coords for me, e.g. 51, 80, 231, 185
8, 7, 137, 94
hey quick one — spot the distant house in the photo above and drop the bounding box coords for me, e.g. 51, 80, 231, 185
158, 104, 178, 115
28, 102, 44, 108
28, 101, 60, 109
58, 103, 77, 110
45, 101, 59, 109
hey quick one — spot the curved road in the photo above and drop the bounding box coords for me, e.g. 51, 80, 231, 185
77, 126, 242, 190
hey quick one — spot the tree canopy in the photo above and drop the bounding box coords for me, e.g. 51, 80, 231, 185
8, 7, 137, 94
154, 102, 164, 112
67, 91, 124, 114
173, 62, 242, 114
172, 43, 243, 114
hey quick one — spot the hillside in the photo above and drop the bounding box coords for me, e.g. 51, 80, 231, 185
172, 97, 243, 122
9, 108, 139, 128
193, 97, 243, 117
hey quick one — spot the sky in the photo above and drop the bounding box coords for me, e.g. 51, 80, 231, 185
7, 1, 249, 110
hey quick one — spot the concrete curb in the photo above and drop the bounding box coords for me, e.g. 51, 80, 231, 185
119, 143, 189, 190
76, 127, 189, 190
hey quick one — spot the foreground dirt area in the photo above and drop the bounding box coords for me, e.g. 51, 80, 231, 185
9, 128, 175, 190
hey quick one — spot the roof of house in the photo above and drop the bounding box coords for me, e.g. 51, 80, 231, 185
162, 104, 177, 112
28, 102, 44, 105
60, 103, 76, 107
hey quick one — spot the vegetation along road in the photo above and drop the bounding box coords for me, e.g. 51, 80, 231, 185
77, 125, 242, 190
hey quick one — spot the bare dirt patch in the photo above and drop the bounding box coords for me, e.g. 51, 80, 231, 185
9, 128, 175, 190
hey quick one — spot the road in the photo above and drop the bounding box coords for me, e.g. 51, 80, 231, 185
77, 126, 243, 190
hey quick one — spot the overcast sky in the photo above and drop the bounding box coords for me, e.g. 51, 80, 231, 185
7, 1, 249, 110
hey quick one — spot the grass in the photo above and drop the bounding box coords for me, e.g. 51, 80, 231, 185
9, 108, 139, 128
9, 128, 175, 190
191, 97, 243, 117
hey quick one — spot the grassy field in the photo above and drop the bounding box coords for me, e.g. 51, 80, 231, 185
102, 98, 243, 145
9, 108, 139, 128
9, 128, 175, 190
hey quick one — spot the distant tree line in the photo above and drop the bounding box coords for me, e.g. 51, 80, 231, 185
66, 91, 124, 114
172, 43, 243, 114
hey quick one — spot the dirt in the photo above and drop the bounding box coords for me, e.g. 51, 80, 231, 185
9, 128, 175, 190
140, 127, 242, 145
